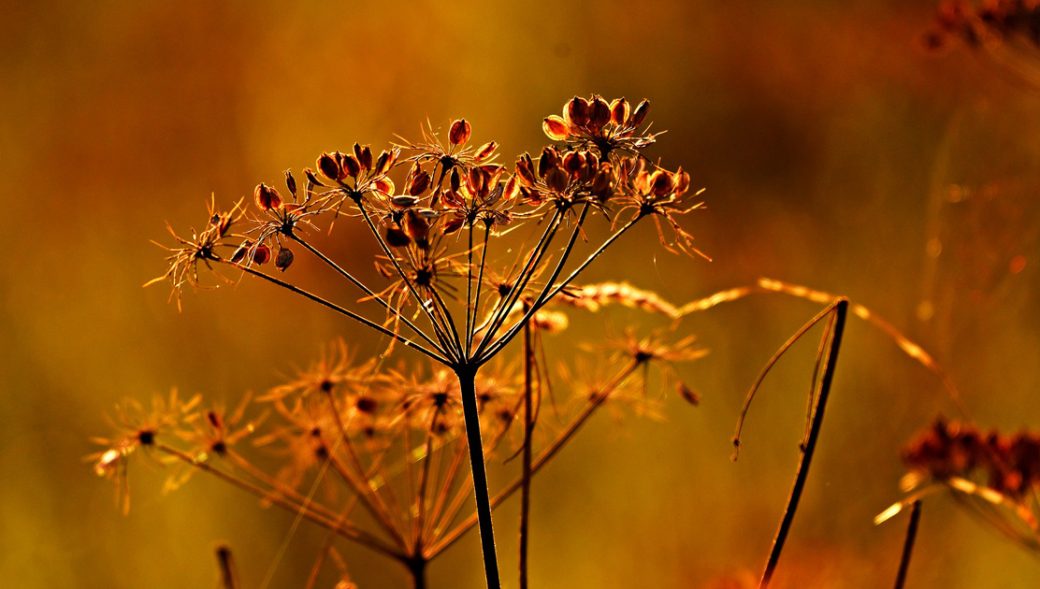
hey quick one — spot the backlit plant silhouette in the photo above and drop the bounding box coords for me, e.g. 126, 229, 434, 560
98, 95, 706, 589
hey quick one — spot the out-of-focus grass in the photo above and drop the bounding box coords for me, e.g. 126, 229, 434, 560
2, 1, 1039, 587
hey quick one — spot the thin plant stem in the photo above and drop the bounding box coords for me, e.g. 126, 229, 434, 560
478, 210, 641, 363
215, 545, 239, 589
356, 200, 460, 361
227, 261, 449, 364
894, 501, 922, 589
290, 234, 446, 356
474, 211, 563, 354
455, 365, 502, 589
322, 392, 409, 549
758, 299, 848, 588
155, 443, 403, 559
414, 409, 440, 551
467, 227, 491, 355
429, 358, 643, 557
465, 222, 475, 355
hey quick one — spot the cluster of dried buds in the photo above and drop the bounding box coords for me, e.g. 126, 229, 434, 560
925, 0, 1040, 51
903, 417, 1040, 499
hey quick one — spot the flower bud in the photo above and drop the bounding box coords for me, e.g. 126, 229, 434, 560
254, 183, 283, 211
449, 118, 472, 146
542, 115, 570, 141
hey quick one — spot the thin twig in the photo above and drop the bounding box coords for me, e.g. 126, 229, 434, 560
758, 299, 848, 588
894, 501, 922, 589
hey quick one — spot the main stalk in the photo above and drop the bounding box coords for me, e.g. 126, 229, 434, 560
455, 364, 502, 589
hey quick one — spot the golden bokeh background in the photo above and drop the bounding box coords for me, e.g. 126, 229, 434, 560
2, 1, 1039, 587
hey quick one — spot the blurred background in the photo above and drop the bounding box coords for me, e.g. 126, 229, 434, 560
2, 0, 1039, 587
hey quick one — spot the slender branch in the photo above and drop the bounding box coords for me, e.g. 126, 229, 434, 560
467, 226, 491, 356
476, 205, 589, 363
155, 443, 403, 559
355, 200, 460, 362
478, 211, 641, 364
215, 545, 239, 589
290, 234, 445, 356
465, 222, 475, 356
473, 211, 563, 355
429, 358, 643, 557
226, 261, 449, 364
894, 501, 922, 589
732, 298, 847, 457
323, 392, 409, 549
758, 299, 848, 588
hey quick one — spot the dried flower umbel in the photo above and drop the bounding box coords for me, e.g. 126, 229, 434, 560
135, 96, 704, 589
876, 418, 1040, 553
925, 1, 1040, 87
93, 311, 704, 588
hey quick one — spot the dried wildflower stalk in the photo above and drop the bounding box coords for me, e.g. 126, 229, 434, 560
136, 94, 704, 589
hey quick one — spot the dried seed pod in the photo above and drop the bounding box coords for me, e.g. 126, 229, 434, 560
450, 167, 462, 193
341, 154, 361, 178
275, 246, 294, 271
449, 118, 472, 146
406, 165, 431, 196
254, 183, 283, 211
649, 170, 674, 196
590, 165, 614, 200
354, 143, 372, 171
563, 151, 586, 176
515, 153, 536, 187
371, 177, 395, 197
542, 115, 570, 141
674, 168, 691, 195
374, 150, 392, 175
404, 208, 431, 246
630, 98, 651, 127
538, 146, 559, 178
588, 96, 611, 131
317, 153, 341, 181
284, 169, 297, 198
474, 141, 498, 162
391, 195, 420, 208
545, 166, 569, 193
230, 240, 251, 264
677, 382, 701, 406
385, 225, 411, 247
564, 96, 591, 128
610, 97, 630, 126
252, 244, 271, 265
